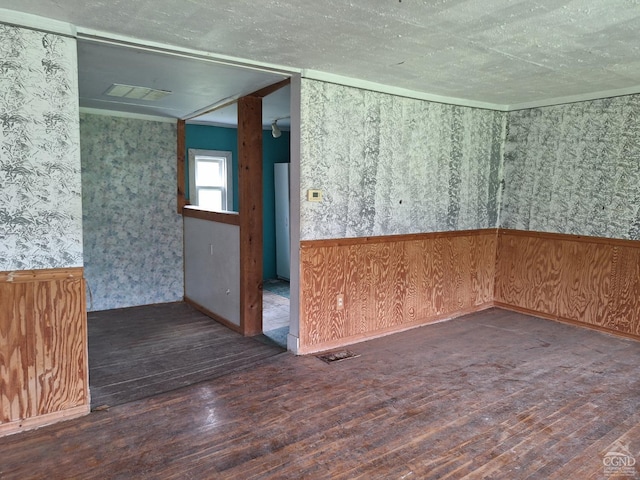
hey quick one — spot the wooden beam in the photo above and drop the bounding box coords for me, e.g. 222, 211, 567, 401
184, 78, 290, 122
237, 95, 263, 336
247, 78, 291, 99
182, 206, 240, 226
177, 119, 187, 213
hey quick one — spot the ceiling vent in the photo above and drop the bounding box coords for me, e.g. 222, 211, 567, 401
104, 83, 172, 101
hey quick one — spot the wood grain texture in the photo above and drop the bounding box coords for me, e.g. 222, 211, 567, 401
496, 229, 640, 339
0, 268, 83, 283
3, 309, 640, 479
238, 95, 264, 336
299, 230, 496, 352
182, 206, 240, 225
176, 119, 187, 213
88, 302, 283, 408
247, 78, 290, 98
0, 283, 35, 423
0, 268, 88, 436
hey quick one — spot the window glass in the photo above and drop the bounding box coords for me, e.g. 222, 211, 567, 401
187, 149, 233, 211
198, 188, 223, 211
196, 158, 224, 187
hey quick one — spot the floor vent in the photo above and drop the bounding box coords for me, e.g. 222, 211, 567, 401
316, 350, 360, 364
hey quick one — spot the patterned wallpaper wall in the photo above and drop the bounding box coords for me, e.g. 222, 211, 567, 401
299, 79, 506, 240
502, 95, 640, 240
81, 114, 183, 311
0, 24, 83, 270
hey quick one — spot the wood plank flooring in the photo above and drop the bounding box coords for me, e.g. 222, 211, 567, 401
88, 302, 285, 407
2, 308, 640, 479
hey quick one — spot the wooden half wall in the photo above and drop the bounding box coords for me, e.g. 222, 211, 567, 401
298, 230, 497, 354
0, 268, 89, 436
495, 230, 640, 339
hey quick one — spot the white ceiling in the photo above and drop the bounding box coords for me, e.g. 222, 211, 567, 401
3, 0, 640, 115
77, 40, 291, 127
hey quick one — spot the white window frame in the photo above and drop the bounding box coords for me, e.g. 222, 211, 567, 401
188, 149, 233, 211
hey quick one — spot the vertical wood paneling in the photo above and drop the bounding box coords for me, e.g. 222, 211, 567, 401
34, 278, 87, 414
604, 245, 640, 335
0, 268, 89, 436
299, 230, 497, 353
176, 119, 187, 213
495, 230, 640, 339
0, 283, 35, 423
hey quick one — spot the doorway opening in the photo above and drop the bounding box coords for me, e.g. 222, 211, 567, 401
261, 87, 291, 349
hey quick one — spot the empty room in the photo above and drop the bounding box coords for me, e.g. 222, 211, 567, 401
1, 1, 640, 478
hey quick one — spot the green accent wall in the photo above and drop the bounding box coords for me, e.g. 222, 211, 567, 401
185, 124, 290, 280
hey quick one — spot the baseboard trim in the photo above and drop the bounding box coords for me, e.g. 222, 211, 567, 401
298, 302, 494, 355
0, 405, 90, 438
184, 296, 242, 334
494, 302, 640, 343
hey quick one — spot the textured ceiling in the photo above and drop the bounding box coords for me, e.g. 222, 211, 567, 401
3, 0, 640, 107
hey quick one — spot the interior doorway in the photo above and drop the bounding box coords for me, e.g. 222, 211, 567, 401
261, 88, 291, 348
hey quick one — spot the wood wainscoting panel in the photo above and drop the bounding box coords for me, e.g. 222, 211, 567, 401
0, 268, 89, 436
0, 282, 36, 423
299, 230, 496, 353
495, 230, 640, 339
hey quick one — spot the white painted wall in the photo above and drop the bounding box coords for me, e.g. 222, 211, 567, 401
184, 216, 240, 327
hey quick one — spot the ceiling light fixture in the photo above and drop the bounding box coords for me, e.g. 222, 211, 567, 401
271, 120, 282, 138
271, 116, 290, 138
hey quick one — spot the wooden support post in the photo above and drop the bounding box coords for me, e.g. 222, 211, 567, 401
237, 96, 263, 336
177, 119, 187, 213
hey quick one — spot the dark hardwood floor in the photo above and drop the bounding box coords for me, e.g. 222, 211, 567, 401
2, 308, 640, 479
88, 302, 285, 407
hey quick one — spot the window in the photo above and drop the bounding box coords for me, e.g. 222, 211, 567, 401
188, 149, 233, 211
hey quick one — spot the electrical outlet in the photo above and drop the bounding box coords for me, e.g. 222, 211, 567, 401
336, 294, 344, 310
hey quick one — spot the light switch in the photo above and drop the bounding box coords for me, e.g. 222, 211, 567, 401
307, 189, 323, 202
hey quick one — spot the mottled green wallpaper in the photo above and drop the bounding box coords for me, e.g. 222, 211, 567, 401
81, 114, 183, 311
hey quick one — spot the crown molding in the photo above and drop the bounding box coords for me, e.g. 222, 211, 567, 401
0, 8, 76, 37
506, 85, 640, 111
302, 69, 510, 112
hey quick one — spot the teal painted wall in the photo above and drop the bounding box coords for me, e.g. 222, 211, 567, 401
185, 124, 239, 210
185, 124, 290, 280
263, 131, 291, 280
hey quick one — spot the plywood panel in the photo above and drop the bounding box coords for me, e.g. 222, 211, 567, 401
0, 268, 89, 436
605, 245, 640, 336
299, 230, 496, 352
34, 278, 87, 415
495, 230, 640, 340
0, 283, 35, 423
